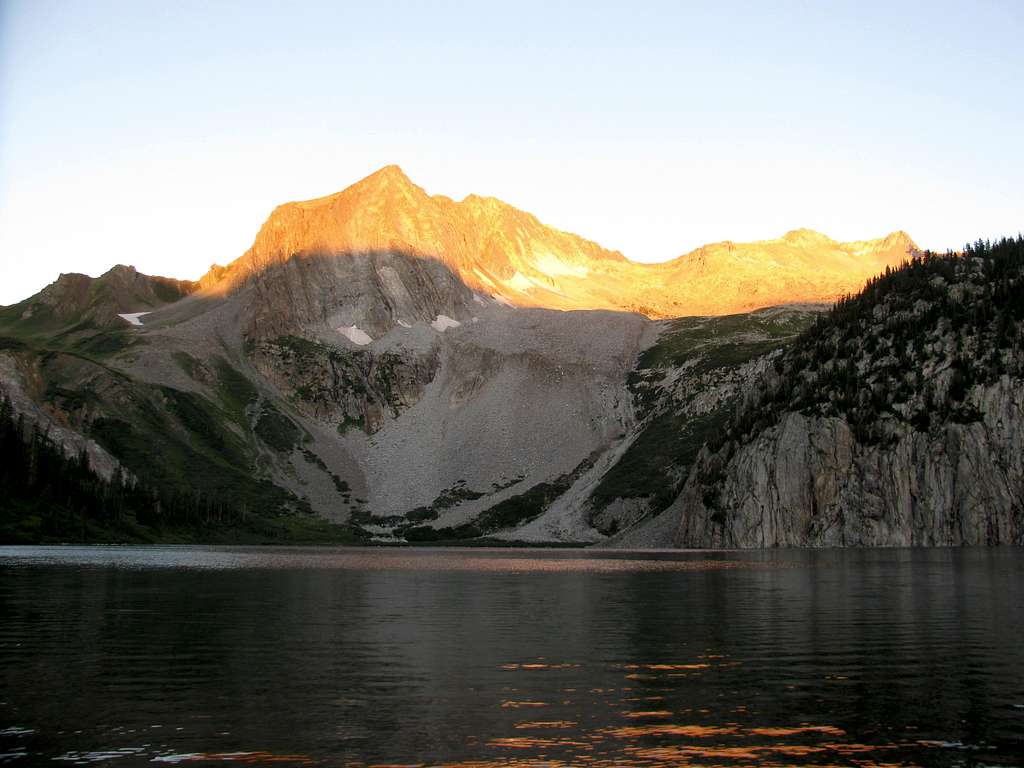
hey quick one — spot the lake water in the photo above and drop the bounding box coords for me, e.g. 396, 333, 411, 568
0, 546, 1022, 767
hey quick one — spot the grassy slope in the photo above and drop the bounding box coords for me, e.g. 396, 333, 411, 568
0, 318, 365, 544
591, 309, 818, 516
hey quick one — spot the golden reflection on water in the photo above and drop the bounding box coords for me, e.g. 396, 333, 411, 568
175, 752, 318, 764
159, 658, 942, 768
606, 724, 739, 738
513, 721, 577, 730
467, 657, 931, 768
500, 663, 579, 670
749, 725, 846, 737
625, 663, 711, 670
622, 711, 674, 719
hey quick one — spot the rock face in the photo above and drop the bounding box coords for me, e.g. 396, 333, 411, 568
673, 380, 1024, 547
0, 352, 123, 481
665, 240, 1024, 548
239, 249, 476, 341
197, 165, 917, 319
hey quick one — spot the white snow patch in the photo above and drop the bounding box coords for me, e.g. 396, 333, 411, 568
472, 317, 479, 323
430, 314, 461, 332
507, 271, 536, 292
336, 325, 373, 345
493, 294, 515, 308
533, 250, 589, 278
473, 294, 488, 306
396, 320, 412, 329
118, 312, 150, 326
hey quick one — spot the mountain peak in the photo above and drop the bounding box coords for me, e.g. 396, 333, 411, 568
881, 230, 917, 249
334, 163, 428, 206
781, 228, 834, 246
364, 164, 412, 184
349, 164, 419, 194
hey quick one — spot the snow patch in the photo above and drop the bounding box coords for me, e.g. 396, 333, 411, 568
397, 320, 412, 329
118, 312, 150, 326
430, 314, 461, 332
473, 294, 488, 306
533, 250, 589, 278
493, 294, 515, 308
337, 325, 373, 345
507, 271, 536, 292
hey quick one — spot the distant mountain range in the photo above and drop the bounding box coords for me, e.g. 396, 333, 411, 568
1, 166, 1019, 546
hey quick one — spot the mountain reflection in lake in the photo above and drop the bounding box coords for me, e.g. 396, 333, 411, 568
1, 546, 1022, 766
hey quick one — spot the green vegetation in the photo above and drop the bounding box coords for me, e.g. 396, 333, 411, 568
402, 459, 593, 542
591, 407, 731, 513
715, 236, 1024, 450
212, 356, 258, 419
591, 308, 815, 521
634, 311, 813, 372
254, 401, 301, 452
0, 394, 365, 544
173, 350, 203, 378
300, 448, 351, 498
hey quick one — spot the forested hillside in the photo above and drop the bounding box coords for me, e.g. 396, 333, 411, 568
671, 236, 1024, 547
0, 394, 363, 544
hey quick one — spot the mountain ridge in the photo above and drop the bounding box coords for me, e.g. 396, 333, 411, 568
186, 165, 917, 319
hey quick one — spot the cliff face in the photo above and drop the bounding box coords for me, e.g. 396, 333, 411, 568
668, 238, 1024, 548
674, 378, 1024, 547
238, 248, 476, 341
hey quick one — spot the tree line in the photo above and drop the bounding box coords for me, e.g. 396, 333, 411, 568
0, 394, 248, 542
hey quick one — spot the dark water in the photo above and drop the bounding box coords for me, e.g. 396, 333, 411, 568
1, 547, 1022, 767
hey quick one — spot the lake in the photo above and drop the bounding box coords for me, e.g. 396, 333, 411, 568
0, 546, 1022, 767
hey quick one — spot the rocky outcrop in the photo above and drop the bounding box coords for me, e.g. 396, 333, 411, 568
583, 307, 820, 536
673, 377, 1024, 547
0, 352, 124, 481
251, 335, 442, 433
240, 249, 476, 341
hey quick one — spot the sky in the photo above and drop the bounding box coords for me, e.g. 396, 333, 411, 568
0, 0, 1022, 305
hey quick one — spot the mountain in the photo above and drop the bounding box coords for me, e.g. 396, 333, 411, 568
0, 165, 964, 546
196, 165, 917, 320
618, 237, 1024, 548
0, 265, 196, 337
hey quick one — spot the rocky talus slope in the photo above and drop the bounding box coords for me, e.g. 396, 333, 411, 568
665, 238, 1024, 547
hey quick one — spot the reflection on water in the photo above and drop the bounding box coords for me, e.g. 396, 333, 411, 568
0, 546, 1022, 767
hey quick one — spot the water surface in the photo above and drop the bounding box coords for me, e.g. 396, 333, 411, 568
1, 546, 1022, 766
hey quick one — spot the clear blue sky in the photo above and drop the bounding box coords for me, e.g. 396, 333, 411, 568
1, 0, 1021, 304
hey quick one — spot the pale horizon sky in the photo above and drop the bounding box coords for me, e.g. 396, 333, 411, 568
1, 0, 1022, 304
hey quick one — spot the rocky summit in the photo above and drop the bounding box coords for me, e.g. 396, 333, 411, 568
2, 166, 1019, 547
198, 165, 916, 319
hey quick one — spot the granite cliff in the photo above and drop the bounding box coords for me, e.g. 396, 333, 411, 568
656, 238, 1024, 547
